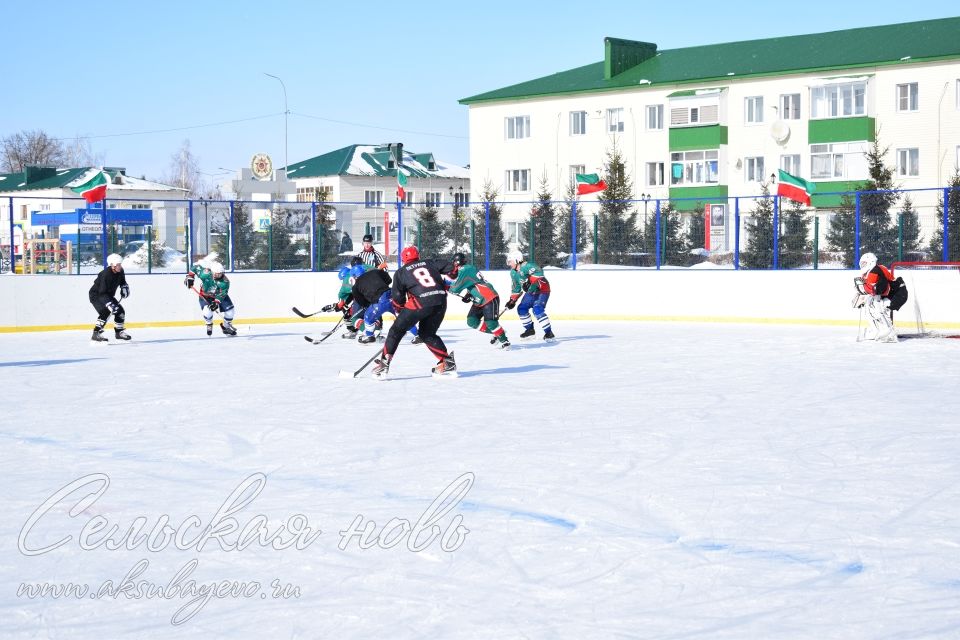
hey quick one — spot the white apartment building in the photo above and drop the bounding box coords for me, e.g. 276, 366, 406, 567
460, 17, 960, 250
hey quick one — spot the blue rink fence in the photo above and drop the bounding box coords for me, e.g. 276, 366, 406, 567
2, 186, 959, 274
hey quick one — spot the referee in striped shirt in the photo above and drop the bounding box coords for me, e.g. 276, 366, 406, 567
356, 234, 386, 269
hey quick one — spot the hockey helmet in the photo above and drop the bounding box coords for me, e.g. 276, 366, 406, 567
859, 252, 877, 274
401, 246, 420, 264
106, 253, 123, 267
210, 262, 225, 277
338, 266, 351, 280
350, 256, 363, 267
351, 265, 366, 279
506, 250, 523, 266
452, 252, 467, 266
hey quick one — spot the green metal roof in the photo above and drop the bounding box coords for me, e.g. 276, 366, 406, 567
667, 88, 724, 98
287, 144, 449, 179
460, 16, 960, 104
0, 167, 91, 193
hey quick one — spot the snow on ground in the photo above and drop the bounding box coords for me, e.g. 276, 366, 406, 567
2, 320, 960, 638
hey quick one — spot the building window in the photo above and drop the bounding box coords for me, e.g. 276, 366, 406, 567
569, 164, 585, 186
810, 142, 869, 179
780, 154, 801, 176
745, 96, 764, 124
403, 191, 415, 206
744, 156, 765, 182
780, 94, 801, 120
505, 169, 530, 192
896, 148, 919, 177
896, 83, 919, 112
607, 108, 625, 133
810, 81, 867, 118
424, 192, 442, 208
364, 190, 383, 208
646, 104, 663, 130
505, 116, 530, 140
669, 150, 719, 186
569, 111, 586, 135
645, 161, 665, 186
505, 221, 525, 245
452, 191, 469, 207
369, 225, 384, 243
297, 186, 332, 202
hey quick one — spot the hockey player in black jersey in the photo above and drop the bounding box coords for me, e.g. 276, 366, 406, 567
371, 246, 456, 379
88, 253, 131, 342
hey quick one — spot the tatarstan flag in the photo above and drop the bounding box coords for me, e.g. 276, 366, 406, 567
71, 170, 108, 204
575, 173, 607, 196
397, 170, 408, 200
776, 169, 814, 206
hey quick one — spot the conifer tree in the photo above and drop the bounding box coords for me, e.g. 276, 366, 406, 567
896, 195, 921, 260
858, 138, 899, 264
927, 171, 960, 261
595, 144, 639, 264
779, 198, 812, 269
524, 173, 560, 267
556, 181, 588, 267
741, 183, 775, 269
684, 204, 706, 265
413, 204, 445, 259
471, 180, 508, 269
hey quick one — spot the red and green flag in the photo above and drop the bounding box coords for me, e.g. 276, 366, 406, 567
397, 170, 408, 200
575, 173, 607, 196
71, 170, 108, 204
776, 169, 814, 206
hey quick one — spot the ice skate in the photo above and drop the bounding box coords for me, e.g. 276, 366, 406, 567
358, 334, 377, 344
91, 328, 108, 343
543, 330, 556, 341
220, 322, 237, 336
432, 352, 458, 378
371, 356, 390, 380
206, 324, 213, 336
114, 328, 132, 341
411, 334, 424, 345
342, 328, 358, 340
519, 327, 536, 340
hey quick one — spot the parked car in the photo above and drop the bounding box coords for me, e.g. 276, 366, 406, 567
121, 240, 147, 256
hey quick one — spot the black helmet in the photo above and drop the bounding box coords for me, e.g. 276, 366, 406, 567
350, 256, 363, 267
362, 234, 373, 243
452, 252, 466, 266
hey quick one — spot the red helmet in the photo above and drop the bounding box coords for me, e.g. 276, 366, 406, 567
401, 246, 420, 264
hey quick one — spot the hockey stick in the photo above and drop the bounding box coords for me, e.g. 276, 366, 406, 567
292, 306, 326, 318
304, 315, 344, 344
338, 349, 382, 379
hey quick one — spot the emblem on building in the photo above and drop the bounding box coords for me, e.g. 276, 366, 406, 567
250, 153, 273, 180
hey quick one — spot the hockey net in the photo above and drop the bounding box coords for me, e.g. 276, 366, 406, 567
890, 262, 960, 338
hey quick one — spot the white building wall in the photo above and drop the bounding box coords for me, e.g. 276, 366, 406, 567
467, 60, 960, 234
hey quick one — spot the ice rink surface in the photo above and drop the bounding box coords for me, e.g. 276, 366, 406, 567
2, 320, 960, 638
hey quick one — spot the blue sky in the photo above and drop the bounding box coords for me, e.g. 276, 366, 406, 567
3, 1, 956, 182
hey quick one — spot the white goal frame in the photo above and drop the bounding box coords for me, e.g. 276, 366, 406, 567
890, 261, 960, 338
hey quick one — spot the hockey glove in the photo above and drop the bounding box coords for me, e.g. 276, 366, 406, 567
106, 300, 120, 315
321, 304, 336, 313
504, 298, 517, 310
184, 273, 195, 289
208, 298, 220, 312
461, 293, 474, 304
120, 284, 130, 299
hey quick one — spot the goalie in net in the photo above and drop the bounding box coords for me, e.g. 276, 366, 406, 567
852, 252, 908, 343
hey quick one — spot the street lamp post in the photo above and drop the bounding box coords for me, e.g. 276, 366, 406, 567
264, 73, 289, 178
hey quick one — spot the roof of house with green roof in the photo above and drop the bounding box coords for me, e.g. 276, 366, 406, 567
0, 166, 182, 194
460, 16, 960, 104
286, 144, 469, 180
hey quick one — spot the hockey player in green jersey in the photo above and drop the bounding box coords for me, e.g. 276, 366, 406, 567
505, 250, 555, 341
185, 261, 237, 336
447, 252, 511, 349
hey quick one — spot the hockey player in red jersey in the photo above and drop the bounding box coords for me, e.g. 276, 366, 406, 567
371, 246, 456, 379
852, 252, 908, 342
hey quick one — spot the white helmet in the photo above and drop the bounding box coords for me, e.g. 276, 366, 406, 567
506, 250, 523, 265
107, 253, 123, 267
210, 262, 225, 276
859, 252, 877, 274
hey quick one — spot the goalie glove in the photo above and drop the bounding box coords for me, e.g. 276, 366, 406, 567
852, 293, 868, 309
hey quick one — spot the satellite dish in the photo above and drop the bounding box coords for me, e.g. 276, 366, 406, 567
770, 120, 791, 144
